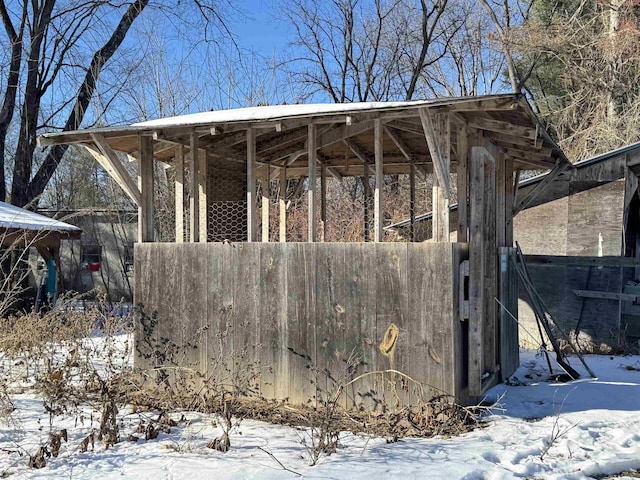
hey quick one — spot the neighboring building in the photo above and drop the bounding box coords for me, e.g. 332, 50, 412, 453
0, 201, 81, 312
39, 210, 137, 302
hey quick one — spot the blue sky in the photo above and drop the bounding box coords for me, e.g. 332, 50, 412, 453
229, 0, 291, 57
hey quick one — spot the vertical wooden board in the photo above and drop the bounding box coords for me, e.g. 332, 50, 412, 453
232, 243, 260, 394
504, 158, 514, 246
258, 243, 286, 400
341, 243, 364, 409
181, 244, 208, 372
175, 146, 185, 243
133, 244, 153, 369
286, 243, 316, 406
496, 153, 506, 247
468, 147, 486, 396
406, 243, 432, 402
451, 243, 470, 404
457, 126, 469, 242
483, 155, 497, 374
206, 243, 231, 384
357, 243, 380, 410
314, 244, 347, 405
375, 242, 409, 406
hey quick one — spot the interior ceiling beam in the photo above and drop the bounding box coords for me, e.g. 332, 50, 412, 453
383, 125, 429, 179
513, 160, 571, 215
468, 118, 537, 140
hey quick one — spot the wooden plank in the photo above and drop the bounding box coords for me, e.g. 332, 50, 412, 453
574, 290, 640, 301
320, 165, 327, 242
524, 255, 640, 267
262, 172, 270, 243
189, 132, 200, 242
419, 108, 451, 196
363, 175, 371, 242
88, 134, 142, 206
409, 164, 416, 242
279, 168, 286, 242
174, 145, 185, 243
483, 149, 497, 375
247, 127, 257, 242
374, 119, 384, 243
513, 160, 570, 214
432, 113, 450, 242
468, 146, 486, 396
496, 151, 506, 247
456, 125, 469, 243
375, 243, 409, 405
468, 118, 536, 140
138, 135, 154, 242
199, 150, 208, 243
308, 123, 317, 242
504, 158, 514, 246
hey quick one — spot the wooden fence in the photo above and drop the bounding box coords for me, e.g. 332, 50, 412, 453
134, 242, 470, 406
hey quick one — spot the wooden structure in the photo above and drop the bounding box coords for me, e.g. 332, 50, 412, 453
0, 202, 82, 307
388, 141, 640, 351
39, 94, 570, 403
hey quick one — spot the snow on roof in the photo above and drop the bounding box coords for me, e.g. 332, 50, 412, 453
131, 97, 477, 129
0, 202, 81, 233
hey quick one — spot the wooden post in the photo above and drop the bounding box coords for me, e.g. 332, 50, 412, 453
247, 127, 256, 242
505, 158, 514, 246
138, 135, 154, 243
469, 146, 486, 396
308, 123, 317, 242
189, 132, 199, 242
456, 125, 469, 242
363, 173, 371, 242
199, 149, 208, 243
432, 113, 450, 242
175, 145, 184, 243
279, 168, 286, 242
262, 167, 270, 243
374, 119, 384, 242
320, 164, 327, 242
496, 151, 506, 248
409, 163, 416, 242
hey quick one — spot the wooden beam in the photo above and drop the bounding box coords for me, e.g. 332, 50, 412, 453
308, 123, 317, 242
88, 134, 142, 206
247, 127, 257, 242
468, 146, 486, 396
189, 132, 200, 242
174, 145, 185, 243
430, 112, 451, 242
456, 125, 469, 242
374, 119, 384, 242
383, 125, 428, 179
262, 167, 270, 242
468, 118, 536, 140
409, 164, 416, 242
495, 151, 506, 247
320, 165, 327, 242
513, 160, 570, 215
419, 108, 451, 196
279, 168, 286, 242
138, 135, 154, 242
363, 175, 371, 242
504, 158, 514, 246
199, 149, 208, 243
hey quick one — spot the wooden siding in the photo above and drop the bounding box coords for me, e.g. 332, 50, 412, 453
134, 242, 470, 406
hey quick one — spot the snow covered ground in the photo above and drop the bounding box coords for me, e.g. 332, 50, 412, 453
2, 347, 640, 479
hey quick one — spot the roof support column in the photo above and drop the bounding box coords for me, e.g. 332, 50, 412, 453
174, 145, 185, 243
308, 123, 317, 242
279, 168, 287, 242
199, 149, 208, 243
247, 127, 257, 242
456, 125, 469, 243
189, 131, 200, 242
138, 135, 154, 243
374, 119, 384, 242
